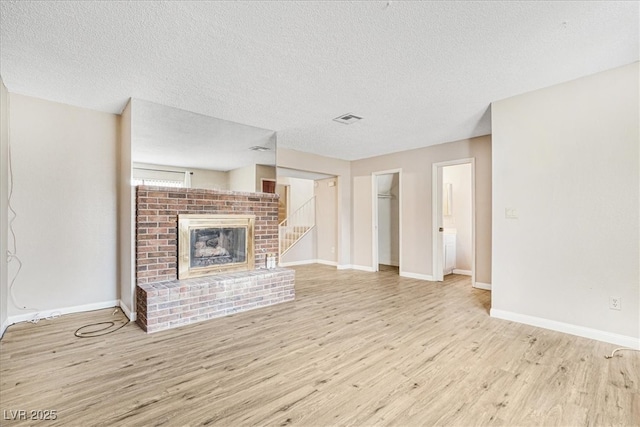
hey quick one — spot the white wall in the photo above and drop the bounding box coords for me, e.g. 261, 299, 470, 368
491, 62, 639, 348
443, 163, 472, 271
279, 176, 315, 213
0, 79, 9, 336
7, 94, 119, 318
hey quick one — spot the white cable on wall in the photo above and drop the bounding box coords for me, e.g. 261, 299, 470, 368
5, 94, 44, 323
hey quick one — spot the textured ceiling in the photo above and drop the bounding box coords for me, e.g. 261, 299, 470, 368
1, 1, 638, 161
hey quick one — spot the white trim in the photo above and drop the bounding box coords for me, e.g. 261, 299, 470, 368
400, 271, 435, 281
490, 309, 640, 349
453, 269, 472, 276
0, 318, 9, 339
279, 259, 338, 268
336, 264, 352, 270
119, 300, 137, 321
473, 282, 492, 291
432, 164, 442, 281
279, 259, 317, 267
6, 300, 120, 326
351, 264, 376, 272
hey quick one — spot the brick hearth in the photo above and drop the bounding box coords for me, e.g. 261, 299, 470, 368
136, 268, 295, 333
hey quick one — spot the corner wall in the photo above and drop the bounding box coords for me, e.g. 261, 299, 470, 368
0, 79, 9, 336
119, 100, 135, 319
7, 94, 119, 318
491, 62, 639, 347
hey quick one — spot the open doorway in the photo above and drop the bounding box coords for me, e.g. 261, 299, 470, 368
432, 159, 476, 285
373, 170, 401, 274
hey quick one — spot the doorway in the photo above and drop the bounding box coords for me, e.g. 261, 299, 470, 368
373, 170, 401, 273
432, 159, 475, 284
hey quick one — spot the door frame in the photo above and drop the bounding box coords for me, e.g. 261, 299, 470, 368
432, 158, 476, 284
372, 169, 402, 273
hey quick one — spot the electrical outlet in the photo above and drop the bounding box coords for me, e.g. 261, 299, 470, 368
609, 296, 621, 311
331, 246, 335, 254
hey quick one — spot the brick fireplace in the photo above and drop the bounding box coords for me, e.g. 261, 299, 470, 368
135, 186, 295, 333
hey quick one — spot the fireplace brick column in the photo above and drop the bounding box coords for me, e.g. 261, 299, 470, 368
136, 186, 279, 285
134, 186, 293, 333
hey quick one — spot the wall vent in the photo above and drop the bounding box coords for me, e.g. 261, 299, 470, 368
333, 113, 363, 124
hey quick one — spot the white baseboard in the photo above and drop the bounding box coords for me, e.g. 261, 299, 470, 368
474, 282, 492, 291
400, 271, 435, 281
351, 265, 376, 272
6, 300, 120, 327
0, 317, 9, 339
279, 259, 317, 267
453, 269, 472, 276
119, 300, 137, 322
336, 264, 352, 270
279, 259, 338, 268
490, 308, 640, 349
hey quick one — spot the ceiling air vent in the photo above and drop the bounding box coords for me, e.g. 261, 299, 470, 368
333, 113, 363, 125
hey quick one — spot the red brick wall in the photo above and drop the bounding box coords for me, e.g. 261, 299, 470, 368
136, 186, 279, 285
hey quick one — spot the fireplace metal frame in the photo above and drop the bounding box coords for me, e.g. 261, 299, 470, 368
178, 214, 255, 279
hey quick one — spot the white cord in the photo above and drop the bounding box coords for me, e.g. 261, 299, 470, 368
6, 107, 37, 313
604, 347, 640, 359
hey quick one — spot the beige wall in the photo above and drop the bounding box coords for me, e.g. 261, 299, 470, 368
118, 100, 134, 318
255, 164, 276, 192
228, 164, 256, 192
277, 148, 352, 267
8, 94, 119, 316
0, 79, 8, 335
492, 62, 639, 345
350, 136, 492, 281
315, 177, 338, 264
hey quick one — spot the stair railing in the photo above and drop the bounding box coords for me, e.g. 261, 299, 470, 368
279, 196, 316, 256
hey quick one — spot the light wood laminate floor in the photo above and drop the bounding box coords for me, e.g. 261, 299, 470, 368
1, 265, 638, 426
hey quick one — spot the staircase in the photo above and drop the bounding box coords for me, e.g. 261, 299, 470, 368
279, 196, 316, 256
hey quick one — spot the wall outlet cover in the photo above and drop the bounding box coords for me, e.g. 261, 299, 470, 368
609, 296, 621, 310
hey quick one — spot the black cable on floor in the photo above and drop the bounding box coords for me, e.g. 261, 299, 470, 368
74, 309, 129, 338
